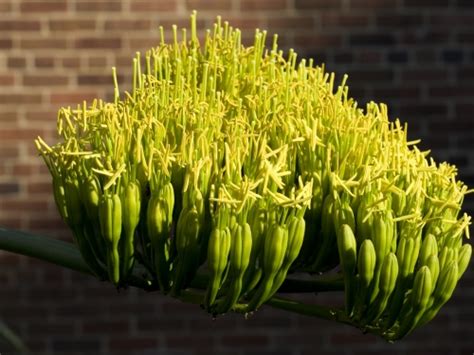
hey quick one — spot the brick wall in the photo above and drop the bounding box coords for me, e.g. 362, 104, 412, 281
0, 0, 473, 354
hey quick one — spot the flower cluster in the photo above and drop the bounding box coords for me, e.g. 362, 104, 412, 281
36, 12, 471, 340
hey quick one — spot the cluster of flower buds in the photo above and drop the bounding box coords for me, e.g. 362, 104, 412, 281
36, 12, 471, 340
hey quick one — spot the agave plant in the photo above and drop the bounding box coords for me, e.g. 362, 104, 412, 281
2, 12, 468, 341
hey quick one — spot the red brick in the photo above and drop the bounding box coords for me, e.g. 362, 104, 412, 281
0, 217, 22, 229
294, 34, 341, 48
349, 0, 397, 7
40, 268, 65, 284
429, 86, 474, 98
240, 0, 287, 11
404, 0, 450, 6
27, 322, 75, 336
401, 69, 448, 82
442, 49, 463, 63
374, 87, 421, 100
348, 69, 393, 82
0, 253, 22, 266
0, 39, 12, 49
69, 272, 97, 284
353, 351, 399, 355
87, 56, 108, 67
414, 49, 437, 63
108, 303, 154, 314
321, 14, 369, 27
295, 0, 342, 9
20, 1, 67, 12
0, 1, 11, 12
104, 19, 152, 31
109, 337, 157, 351
0, 94, 42, 105
38, 163, 52, 176
78, 75, 112, 85
456, 104, 474, 119
221, 335, 269, 346
75, 37, 122, 49
136, 318, 184, 332
11, 163, 38, 176
0, 20, 41, 31
27, 182, 53, 194
356, 50, 383, 63
283, 347, 326, 355
429, 14, 474, 26
0, 145, 19, 159
35, 57, 55, 68
7, 56, 26, 68
0, 273, 10, 286
400, 104, 448, 117
330, 331, 378, 344
25, 110, 57, 122
0, 111, 19, 123
28, 216, 65, 230
376, 14, 423, 27
30, 286, 79, 301
457, 32, 474, 43
49, 19, 96, 31
126, 38, 161, 50
167, 335, 215, 349
23, 75, 69, 86
0, 199, 49, 212
430, 120, 474, 133
82, 320, 129, 333
334, 51, 354, 64
50, 91, 98, 105
0, 182, 20, 195
114, 55, 135, 67
21, 39, 68, 49
0, 129, 45, 142
62, 56, 82, 68
52, 339, 101, 352
0, 74, 15, 85
3, 304, 52, 318
76, 1, 122, 11
186, 0, 232, 11
420, 135, 450, 151
268, 16, 315, 29
130, 1, 177, 11
350, 33, 395, 46
245, 315, 291, 329
403, 31, 450, 44
458, 0, 474, 6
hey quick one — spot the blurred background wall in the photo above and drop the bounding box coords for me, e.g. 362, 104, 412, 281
0, 0, 473, 354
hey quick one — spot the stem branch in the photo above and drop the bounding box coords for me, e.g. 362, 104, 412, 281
266, 296, 353, 326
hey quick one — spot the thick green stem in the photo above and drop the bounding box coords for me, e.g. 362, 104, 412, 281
0, 319, 29, 354
0, 227, 92, 275
0, 227, 151, 290
266, 296, 353, 326
0, 227, 390, 339
0, 227, 344, 300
